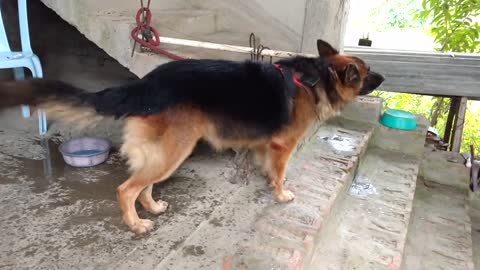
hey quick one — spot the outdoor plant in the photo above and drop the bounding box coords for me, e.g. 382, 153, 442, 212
415, 0, 480, 52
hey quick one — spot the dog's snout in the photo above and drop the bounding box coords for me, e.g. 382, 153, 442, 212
359, 71, 385, 95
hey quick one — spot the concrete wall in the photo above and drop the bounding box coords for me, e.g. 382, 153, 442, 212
39, 0, 350, 77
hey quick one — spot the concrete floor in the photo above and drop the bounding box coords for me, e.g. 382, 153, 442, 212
0, 107, 244, 269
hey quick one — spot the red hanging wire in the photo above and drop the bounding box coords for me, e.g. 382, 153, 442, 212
130, 1, 185, 60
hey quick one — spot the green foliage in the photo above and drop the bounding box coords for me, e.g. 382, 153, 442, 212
368, 0, 427, 31
415, 0, 480, 52
461, 101, 480, 156
372, 91, 435, 115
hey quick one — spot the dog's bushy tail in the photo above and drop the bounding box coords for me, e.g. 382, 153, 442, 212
0, 79, 117, 128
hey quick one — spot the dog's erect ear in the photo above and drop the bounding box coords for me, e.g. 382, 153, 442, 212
342, 64, 360, 85
317, 39, 339, 56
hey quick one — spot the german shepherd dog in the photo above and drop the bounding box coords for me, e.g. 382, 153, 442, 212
0, 40, 384, 234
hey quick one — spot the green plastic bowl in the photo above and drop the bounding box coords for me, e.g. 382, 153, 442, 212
380, 109, 417, 130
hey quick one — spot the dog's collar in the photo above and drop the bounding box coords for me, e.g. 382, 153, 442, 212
274, 64, 320, 103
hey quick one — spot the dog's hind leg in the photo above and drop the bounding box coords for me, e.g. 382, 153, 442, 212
253, 145, 272, 179
117, 138, 199, 234
117, 114, 203, 234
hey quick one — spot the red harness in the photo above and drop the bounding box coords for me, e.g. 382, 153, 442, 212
274, 64, 320, 104
274, 64, 309, 90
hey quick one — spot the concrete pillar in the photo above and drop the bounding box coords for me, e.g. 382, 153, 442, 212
300, 0, 350, 54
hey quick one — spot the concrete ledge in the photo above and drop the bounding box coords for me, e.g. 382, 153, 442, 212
420, 148, 470, 191
372, 115, 429, 157
340, 96, 383, 125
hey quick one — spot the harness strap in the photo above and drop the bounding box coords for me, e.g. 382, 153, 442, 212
274, 64, 297, 97
274, 64, 320, 104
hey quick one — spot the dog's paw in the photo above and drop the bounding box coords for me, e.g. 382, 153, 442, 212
148, 200, 169, 215
275, 189, 295, 202
131, 219, 155, 234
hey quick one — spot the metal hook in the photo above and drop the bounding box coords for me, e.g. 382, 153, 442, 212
248, 33, 273, 63
249, 33, 257, 61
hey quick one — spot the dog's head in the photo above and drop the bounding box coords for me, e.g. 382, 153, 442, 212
316, 39, 384, 102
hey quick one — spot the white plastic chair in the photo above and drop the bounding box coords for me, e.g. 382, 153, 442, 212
0, 0, 47, 135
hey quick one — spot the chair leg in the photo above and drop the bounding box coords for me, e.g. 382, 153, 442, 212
13, 68, 31, 118
21, 105, 31, 118
32, 56, 43, 78
30, 58, 47, 136
38, 110, 47, 135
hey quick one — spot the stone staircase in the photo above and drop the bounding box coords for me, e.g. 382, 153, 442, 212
145, 95, 472, 270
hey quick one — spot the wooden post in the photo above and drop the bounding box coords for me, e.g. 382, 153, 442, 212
444, 97, 459, 146
451, 97, 468, 152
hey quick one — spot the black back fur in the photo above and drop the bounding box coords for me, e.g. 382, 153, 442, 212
95, 59, 291, 138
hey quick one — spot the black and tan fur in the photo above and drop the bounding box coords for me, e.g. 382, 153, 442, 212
0, 40, 384, 234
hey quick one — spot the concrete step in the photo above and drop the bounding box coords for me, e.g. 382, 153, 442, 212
306, 116, 429, 270
307, 148, 420, 270
470, 208, 480, 270
470, 162, 480, 270
402, 181, 474, 270
402, 148, 474, 270
340, 96, 383, 125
